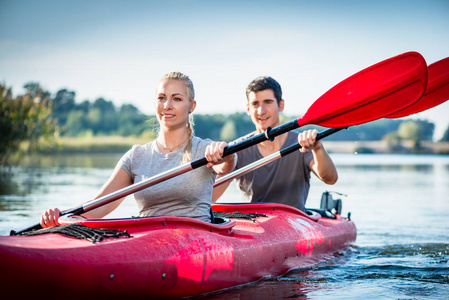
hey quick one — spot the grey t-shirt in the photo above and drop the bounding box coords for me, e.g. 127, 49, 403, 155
119, 136, 215, 222
233, 131, 313, 211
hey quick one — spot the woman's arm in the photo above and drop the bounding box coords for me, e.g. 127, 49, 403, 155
82, 165, 133, 218
40, 164, 133, 227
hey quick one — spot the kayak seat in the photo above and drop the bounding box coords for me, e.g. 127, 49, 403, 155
306, 208, 336, 219
320, 191, 343, 215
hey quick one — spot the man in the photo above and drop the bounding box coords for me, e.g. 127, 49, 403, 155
213, 76, 337, 211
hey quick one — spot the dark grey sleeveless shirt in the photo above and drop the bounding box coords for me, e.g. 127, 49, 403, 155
233, 131, 313, 211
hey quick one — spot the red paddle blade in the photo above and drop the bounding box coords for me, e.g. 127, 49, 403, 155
297, 52, 428, 127
387, 57, 449, 118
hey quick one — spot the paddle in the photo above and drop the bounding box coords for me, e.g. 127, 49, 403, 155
213, 57, 449, 189
387, 57, 449, 118
11, 51, 427, 235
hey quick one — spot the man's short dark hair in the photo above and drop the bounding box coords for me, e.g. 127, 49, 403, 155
246, 76, 282, 106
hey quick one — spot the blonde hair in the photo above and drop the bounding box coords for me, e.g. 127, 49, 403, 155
159, 72, 195, 164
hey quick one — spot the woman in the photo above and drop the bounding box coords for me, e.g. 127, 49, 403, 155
41, 72, 236, 226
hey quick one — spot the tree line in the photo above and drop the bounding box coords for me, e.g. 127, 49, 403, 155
1, 82, 449, 164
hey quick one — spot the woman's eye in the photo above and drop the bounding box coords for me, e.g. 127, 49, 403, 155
157, 97, 165, 101
174, 97, 182, 101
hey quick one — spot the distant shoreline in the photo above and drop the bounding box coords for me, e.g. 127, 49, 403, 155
39, 136, 449, 155
324, 140, 449, 155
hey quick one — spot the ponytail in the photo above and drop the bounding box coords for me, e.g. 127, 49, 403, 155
181, 115, 195, 164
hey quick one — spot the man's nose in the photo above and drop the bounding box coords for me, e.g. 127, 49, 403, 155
257, 105, 266, 114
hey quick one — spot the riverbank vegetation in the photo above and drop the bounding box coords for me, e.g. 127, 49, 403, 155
2, 82, 449, 165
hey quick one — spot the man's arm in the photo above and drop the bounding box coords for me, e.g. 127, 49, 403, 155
212, 177, 232, 202
298, 129, 338, 184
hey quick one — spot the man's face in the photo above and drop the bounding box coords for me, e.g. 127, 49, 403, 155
246, 89, 284, 133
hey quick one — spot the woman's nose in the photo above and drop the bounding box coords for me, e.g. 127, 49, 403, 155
164, 99, 173, 109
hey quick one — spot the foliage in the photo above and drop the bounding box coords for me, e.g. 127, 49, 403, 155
398, 119, 434, 142
0, 84, 58, 165
3, 80, 443, 157
220, 120, 237, 142
194, 112, 254, 141
398, 120, 421, 141
46, 89, 150, 137
440, 125, 449, 142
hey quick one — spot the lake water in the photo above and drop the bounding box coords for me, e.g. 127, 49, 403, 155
1, 153, 448, 299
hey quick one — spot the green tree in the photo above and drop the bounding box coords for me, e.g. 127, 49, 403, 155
397, 119, 434, 142
77, 100, 91, 113
413, 119, 434, 141
441, 125, 449, 142
194, 114, 227, 140
0, 84, 58, 165
398, 120, 421, 141
397, 120, 429, 152
51, 88, 76, 128
65, 110, 87, 136
87, 108, 102, 134
92, 97, 115, 112
220, 120, 237, 141
383, 132, 402, 152
228, 112, 254, 138
117, 104, 149, 136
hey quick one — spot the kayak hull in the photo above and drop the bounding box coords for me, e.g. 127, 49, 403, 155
0, 203, 356, 299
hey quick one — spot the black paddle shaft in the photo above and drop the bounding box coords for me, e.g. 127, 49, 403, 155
279, 127, 347, 157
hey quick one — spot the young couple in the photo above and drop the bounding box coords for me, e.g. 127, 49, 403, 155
41, 73, 337, 226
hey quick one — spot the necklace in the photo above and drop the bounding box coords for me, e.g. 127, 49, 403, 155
156, 137, 190, 152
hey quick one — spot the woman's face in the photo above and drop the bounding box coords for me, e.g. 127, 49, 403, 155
155, 79, 196, 131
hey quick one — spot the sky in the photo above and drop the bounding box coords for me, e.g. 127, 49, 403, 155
1, 0, 449, 139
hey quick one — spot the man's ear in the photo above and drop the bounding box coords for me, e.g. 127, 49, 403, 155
279, 99, 285, 112
246, 103, 250, 116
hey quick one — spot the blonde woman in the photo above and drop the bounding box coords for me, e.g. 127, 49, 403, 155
41, 72, 236, 225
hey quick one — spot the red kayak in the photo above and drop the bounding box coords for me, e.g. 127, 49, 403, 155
0, 203, 356, 299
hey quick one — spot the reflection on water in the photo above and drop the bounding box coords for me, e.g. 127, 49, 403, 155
1, 153, 449, 298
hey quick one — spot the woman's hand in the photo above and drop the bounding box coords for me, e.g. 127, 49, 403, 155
298, 129, 321, 153
205, 141, 228, 168
205, 141, 236, 175
40, 208, 61, 228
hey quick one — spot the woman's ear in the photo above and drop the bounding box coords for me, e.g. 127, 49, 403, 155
189, 100, 197, 113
